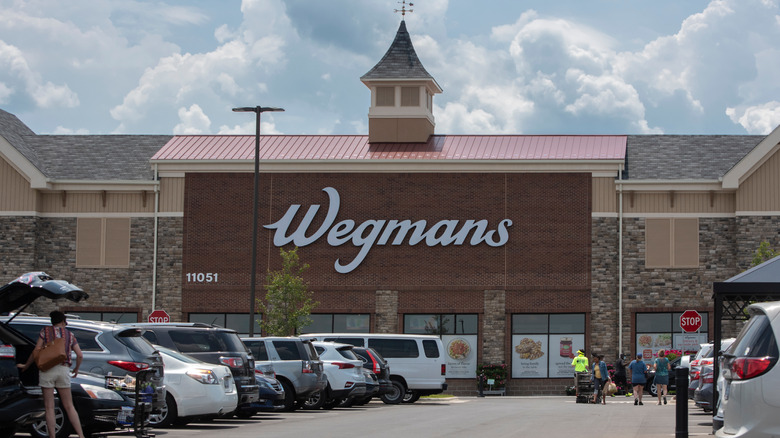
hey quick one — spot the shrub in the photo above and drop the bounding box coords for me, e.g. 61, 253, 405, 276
476, 363, 508, 388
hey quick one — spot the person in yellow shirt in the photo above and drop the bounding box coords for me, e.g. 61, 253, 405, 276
571, 349, 589, 396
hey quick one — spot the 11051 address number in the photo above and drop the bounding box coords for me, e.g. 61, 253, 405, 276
186, 273, 219, 283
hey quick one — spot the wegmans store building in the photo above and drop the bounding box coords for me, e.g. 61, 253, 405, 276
2, 21, 779, 395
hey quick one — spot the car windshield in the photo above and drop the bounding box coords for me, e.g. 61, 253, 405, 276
337, 346, 359, 360
118, 330, 157, 354
169, 330, 246, 353
160, 347, 203, 364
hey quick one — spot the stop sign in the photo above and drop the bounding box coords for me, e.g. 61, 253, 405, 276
148, 310, 170, 323
680, 310, 702, 332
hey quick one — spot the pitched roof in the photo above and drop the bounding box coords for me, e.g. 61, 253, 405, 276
152, 135, 627, 161
625, 135, 762, 180
361, 20, 435, 81
24, 135, 171, 180
0, 108, 43, 173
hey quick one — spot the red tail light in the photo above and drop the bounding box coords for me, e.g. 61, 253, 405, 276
333, 362, 355, 369
730, 357, 775, 380
366, 350, 381, 374
302, 361, 314, 373
108, 360, 150, 373
702, 372, 714, 384
690, 370, 700, 381
441, 364, 446, 375
219, 357, 243, 368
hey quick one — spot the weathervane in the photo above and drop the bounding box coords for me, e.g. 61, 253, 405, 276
394, 0, 414, 18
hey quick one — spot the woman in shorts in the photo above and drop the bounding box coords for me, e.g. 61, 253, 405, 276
19, 311, 85, 438
653, 350, 671, 405
628, 353, 648, 406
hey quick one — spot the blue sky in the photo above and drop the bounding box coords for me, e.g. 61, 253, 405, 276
1, 0, 779, 136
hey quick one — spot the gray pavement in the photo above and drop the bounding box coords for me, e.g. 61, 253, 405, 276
122, 395, 714, 438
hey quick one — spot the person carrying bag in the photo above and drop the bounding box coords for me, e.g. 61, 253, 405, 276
18, 311, 86, 438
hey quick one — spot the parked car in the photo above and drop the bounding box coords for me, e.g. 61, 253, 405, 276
4, 316, 166, 379
148, 346, 237, 427
126, 323, 259, 413
29, 372, 135, 438
716, 301, 780, 438
305, 341, 366, 409
241, 337, 326, 411
0, 272, 88, 438
352, 346, 392, 400
689, 338, 735, 408
357, 368, 379, 405
302, 333, 448, 404
235, 363, 286, 417
689, 343, 714, 399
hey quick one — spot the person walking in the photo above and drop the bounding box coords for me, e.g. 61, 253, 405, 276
653, 350, 671, 405
591, 353, 609, 404
18, 311, 85, 438
628, 353, 648, 406
571, 349, 589, 397
613, 353, 628, 394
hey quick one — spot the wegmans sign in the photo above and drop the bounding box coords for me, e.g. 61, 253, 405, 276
264, 187, 513, 274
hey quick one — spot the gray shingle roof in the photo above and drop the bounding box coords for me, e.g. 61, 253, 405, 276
361, 20, 434, 81
0, 108, 43, 173
625, 135, 763, 180
25, 135, 171, 181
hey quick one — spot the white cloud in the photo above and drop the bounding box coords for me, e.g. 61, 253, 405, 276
0, 82, 12, 103
174, 104, 210, 134
726, 102, 780, 134
0, 40, 78, 108
52, 125, 89, 134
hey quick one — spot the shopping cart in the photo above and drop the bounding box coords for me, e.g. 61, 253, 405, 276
575, 372, 594, 404
106, 368, 165, 437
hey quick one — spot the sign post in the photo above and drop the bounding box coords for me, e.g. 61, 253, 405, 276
148, 310, 170, 323
680, 310, 702, 333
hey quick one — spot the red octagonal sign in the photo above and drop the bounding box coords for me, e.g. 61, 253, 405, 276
148, 310, 170, 323
680, 310, 702, 333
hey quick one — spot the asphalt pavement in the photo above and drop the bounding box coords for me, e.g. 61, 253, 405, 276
126, 394, 714, 438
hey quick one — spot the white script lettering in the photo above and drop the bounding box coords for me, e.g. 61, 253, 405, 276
264, 187, 513, 274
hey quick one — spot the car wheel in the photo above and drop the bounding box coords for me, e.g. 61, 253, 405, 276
380, 379, 406, 404
29, 407, 72, 438
149, 393, 177, 428
338, 396, 354, 408
279, 380, 297, 411
235, 409, 258, 419
303, 388, 327, 410
646, 381, 658, 397
402, 391, 421, 403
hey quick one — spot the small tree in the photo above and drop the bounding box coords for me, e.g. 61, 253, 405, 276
751, 241, 778, 268
258, 247, 318, 336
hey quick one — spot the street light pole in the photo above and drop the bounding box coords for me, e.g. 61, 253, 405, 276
232, 106, 284, 337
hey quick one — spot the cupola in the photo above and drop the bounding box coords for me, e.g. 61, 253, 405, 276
361, 20, 442, 143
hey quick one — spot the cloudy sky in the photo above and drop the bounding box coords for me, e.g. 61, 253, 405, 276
1, 0, 779, 137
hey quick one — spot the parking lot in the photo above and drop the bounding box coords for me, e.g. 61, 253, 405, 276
81, 396, 713, 438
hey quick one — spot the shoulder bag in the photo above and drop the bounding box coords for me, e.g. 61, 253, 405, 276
33, 327, 68, 372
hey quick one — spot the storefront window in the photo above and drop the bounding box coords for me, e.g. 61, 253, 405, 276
635, 312, 708, 363
511, 313, 585, 379
70, 311, 138, 323
300, 314, 370, 334
404, 314, 478, 379
189, 312, 262, 336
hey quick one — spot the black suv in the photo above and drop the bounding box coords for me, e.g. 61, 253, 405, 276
126, 323, 259, 411
352, 346, 392, 400
0, 272, 88, 438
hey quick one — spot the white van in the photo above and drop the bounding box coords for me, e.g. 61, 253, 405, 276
301, 333, 447, 404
